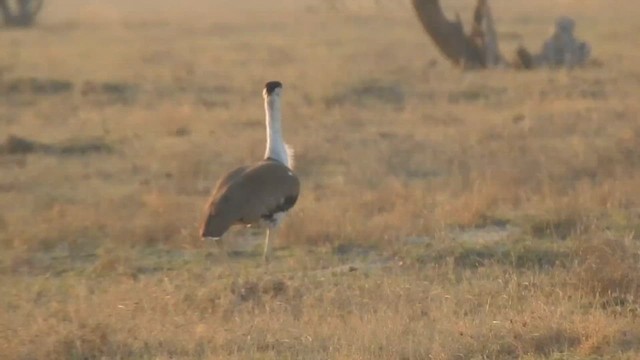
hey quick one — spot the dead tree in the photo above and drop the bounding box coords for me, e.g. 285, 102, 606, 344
412, 0, 593, 70
411, 0, 504, 69
0, 0, 43, 27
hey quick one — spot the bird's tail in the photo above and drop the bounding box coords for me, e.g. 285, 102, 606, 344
200, 212, 233, 240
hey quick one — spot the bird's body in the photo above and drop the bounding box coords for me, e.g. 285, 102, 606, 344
200, 81, 299, 261
200, 159, 299, 239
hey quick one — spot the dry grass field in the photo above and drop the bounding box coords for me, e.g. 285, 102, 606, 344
1, 0, 640, 358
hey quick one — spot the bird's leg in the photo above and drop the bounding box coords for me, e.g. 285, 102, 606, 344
263, 227, 275, 263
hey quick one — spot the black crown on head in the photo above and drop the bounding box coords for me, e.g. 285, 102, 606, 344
264, 81, 283, 95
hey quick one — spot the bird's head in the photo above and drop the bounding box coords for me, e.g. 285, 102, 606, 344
263, 81, 283, 100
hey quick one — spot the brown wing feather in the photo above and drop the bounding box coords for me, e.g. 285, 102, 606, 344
200, 160, 299, 239
199, 165, 249, 238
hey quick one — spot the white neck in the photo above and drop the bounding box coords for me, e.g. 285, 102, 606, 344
264, 96, 291, 168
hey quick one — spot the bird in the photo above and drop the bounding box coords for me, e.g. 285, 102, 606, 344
200, 81, 300, 262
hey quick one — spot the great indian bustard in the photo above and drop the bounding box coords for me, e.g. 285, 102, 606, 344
200, 81, 299, 262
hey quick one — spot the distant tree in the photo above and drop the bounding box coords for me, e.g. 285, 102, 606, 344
0, 0, 43, 27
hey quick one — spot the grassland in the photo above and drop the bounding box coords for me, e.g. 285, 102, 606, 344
1, 0, 640, 358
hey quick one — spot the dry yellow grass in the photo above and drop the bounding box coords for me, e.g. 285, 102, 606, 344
1, 0, 640, 358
